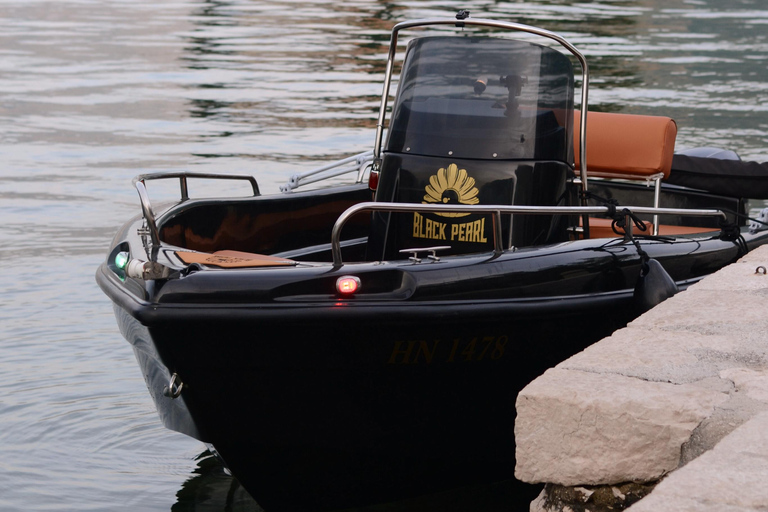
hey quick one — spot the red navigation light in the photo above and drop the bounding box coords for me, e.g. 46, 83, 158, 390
336, 276, 361, 295
368, 169, 379, 191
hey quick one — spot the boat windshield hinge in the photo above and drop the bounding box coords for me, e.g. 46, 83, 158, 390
399, 245, 451, 263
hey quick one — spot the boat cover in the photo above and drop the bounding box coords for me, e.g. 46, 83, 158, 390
668, 154, 768, 199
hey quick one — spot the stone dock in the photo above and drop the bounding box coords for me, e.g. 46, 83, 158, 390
515, 245, 768, 511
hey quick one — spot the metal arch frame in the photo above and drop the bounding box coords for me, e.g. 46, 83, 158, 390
371, 16, 590, 191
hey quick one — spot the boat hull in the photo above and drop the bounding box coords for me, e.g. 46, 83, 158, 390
101, 264, 646, 509
96, 170, 767, 509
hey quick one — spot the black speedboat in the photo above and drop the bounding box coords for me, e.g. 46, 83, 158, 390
97, 13, 768, 511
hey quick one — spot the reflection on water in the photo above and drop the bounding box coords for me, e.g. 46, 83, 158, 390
173, 452, 264, 512
1, 0, 767, 511
172, 451, 535, 512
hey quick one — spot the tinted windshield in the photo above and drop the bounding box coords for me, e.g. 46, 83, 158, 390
386, 36, 575, 161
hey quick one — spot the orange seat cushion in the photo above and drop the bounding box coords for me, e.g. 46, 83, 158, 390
573, 111, 677, 179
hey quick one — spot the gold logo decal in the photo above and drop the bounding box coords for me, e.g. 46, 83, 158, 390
423, 163, 479, 218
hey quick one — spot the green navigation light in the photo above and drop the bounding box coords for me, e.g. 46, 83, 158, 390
115, 251, 130, 270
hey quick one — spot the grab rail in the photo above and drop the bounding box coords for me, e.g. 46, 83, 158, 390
133, 171, 260, 247
279, 150, 374, 192
330, 202, 727, 266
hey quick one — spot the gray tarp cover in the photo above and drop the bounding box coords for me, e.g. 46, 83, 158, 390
668, 155, 768, 199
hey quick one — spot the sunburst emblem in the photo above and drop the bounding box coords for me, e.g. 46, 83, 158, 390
423, 163, 479, 218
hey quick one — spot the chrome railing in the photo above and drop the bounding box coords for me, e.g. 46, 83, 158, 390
330, 202, 727, 266
133, 172, 260, 247
279, 150, 374, 193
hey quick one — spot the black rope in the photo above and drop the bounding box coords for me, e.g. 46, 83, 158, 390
582, 191, 756, 258
613, 208, 651, 271
581, 191, 658, 239
719, 218, 749, 255
711, 208, 753, 257
612, 207, 649, 237
581, 190, 619, 218
718, 219, 741, 241
718, 207, 768, 228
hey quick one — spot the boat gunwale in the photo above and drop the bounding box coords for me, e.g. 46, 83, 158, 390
97, 261, 707, 324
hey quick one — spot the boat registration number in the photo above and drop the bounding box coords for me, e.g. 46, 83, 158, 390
388, 336, 508, 365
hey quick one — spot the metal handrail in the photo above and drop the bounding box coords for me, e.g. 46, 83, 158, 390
279, 150, 375, 192
372, 16, 590, 191
330, 202, 727, 267
133, 171, 260, 247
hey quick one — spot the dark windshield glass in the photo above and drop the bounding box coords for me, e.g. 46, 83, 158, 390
386, 37, 574, 161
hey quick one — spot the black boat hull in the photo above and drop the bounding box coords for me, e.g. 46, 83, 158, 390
97, 167, 768, 509
100, 259, 699, 509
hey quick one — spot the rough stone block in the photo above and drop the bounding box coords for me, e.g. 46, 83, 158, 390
627, 411, 768, 512
735, 244, 768, 265
628, 287, 768, 336
557, 327, 729, 384
691, 258, 768, 292
720, 368, 768, 403
515, 368, 727, 486
558, 325, 768, 385
517, 246, 768, 510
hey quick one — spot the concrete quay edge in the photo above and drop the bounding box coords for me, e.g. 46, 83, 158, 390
515, 244, 768, 511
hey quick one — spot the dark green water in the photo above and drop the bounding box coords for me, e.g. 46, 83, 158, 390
1, 1, 766, 510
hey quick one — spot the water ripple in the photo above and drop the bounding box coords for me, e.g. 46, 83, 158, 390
1, 1, 767, 511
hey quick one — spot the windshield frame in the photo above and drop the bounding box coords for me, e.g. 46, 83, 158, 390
372, 16, 590, 188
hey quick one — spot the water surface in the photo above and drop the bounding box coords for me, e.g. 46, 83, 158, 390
1, 0, 766, 510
